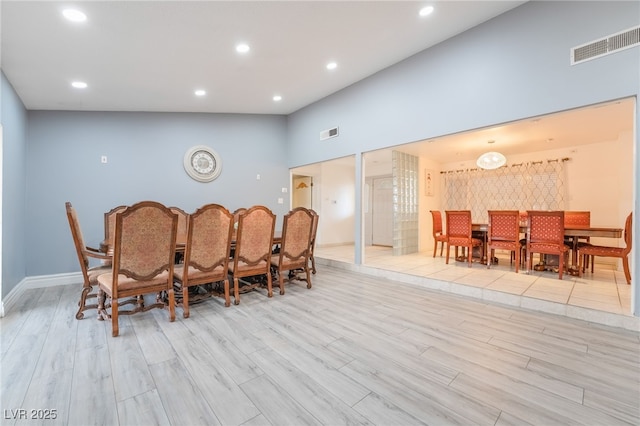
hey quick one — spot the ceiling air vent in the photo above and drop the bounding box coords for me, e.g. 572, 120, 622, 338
320, 127, 339, 141
571, 25, 640, 65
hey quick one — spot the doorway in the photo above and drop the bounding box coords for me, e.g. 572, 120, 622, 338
364, 176, 393, 246
292, 175, 312, 209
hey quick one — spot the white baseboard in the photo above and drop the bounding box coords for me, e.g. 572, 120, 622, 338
1, 272, 81, 317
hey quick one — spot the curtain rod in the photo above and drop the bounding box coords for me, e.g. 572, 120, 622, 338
439, 157, 570, 174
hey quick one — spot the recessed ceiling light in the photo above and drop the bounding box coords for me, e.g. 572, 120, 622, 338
194, 89, 206, 96
236, 43, 250, 53
326, 62, 337, 70
273, 95, 282, 102
71, 81, 87, 89
63, 9, 87, 22
419, 6, 434, 17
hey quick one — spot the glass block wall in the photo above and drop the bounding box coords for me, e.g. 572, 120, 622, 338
392, 151, 419, 255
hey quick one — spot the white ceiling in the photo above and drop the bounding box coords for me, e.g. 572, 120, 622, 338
1, 0, 526, 115
385, 96, 636, 165
2, 1, 634, 167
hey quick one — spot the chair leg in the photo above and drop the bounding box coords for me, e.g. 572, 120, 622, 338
467, 246, 472, 267
622, 257, 631, 285
558, 253, 564, 280
276, 269, 285, 296
311, 254, 317, 274
440, 242, 444, 257
578, 252, 584, 278
223, 278, 231, 307
305, 266, 312, 289
167, 288, 175, 322
182, 286, 190, 318
76, 285, 92, 320
514, 248, 520, 274
433, 243, 437, 258
111, 298, 119, 337
267, 269, 274, 298
445, 243, 451, 264
97, 288, 109, 321
233, 277, 240, 305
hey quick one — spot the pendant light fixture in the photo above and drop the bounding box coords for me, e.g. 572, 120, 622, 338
476, 140, 506, 170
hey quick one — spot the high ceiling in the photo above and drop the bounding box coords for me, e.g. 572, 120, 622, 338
2, 1, 633, 166
1, 0, 526, 115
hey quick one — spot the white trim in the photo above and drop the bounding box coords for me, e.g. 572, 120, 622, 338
1, 272, 82, 315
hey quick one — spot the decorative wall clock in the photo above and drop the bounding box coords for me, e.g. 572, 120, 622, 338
183, 145, 222, 182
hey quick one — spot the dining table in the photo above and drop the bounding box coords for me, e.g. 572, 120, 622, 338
469, 223, 623, 273
100, 231, 282, 257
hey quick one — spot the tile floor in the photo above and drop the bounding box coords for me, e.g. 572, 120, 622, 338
314, 244, 637, 330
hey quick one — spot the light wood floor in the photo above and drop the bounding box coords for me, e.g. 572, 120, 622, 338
1, 265, 639, 425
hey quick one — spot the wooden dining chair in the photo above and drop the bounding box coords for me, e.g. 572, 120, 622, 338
173, 204, 234, 317
271, 207, 315, 295
103, 204, 127, 251
169, 206, 189, 242
308, 209, 320, 274
445, 210, 482, 267
97, 201, 178, 337
526, 210, 570, 280
66, 202, 113, 320
430, 210, 447, 257
486, 210, 521, 273
578, 212, 632, 284
228, 205, 276, 304
169, 206, 190, 263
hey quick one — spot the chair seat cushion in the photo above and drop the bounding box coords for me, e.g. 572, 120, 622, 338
435, 234, 447, 242
97, 270, 171, 293
87, 265, 112, 285
580, 245, 625, 256
449, 237, 482, 246
529, 243, 570, 253
488, 241, 519, 251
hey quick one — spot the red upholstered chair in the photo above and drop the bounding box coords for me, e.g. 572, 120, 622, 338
526, 210, 570, 280
564, 210, 592, 267
430, 210, 447, 257
173, 204, 234, 317
270, 207, 315, 295
97, 201, 178, 337
578, 212, 632, 285
487, 210, 521, 273
445, 210, 482, 267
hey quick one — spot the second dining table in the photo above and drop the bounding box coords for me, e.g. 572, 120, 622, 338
469, 223, 622, 272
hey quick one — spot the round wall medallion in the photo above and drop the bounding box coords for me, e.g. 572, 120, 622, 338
183, 145, 222, 182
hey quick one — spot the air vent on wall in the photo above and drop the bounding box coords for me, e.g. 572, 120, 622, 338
571, 25, 640, 65
320, 127, 339, 141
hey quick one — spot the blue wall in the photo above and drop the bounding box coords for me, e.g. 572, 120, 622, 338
287, 1, 639, 167
285, 1, 640, 314
26, 111, 288, 276
1, 72, 28, 299
2, 1, 639, 313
